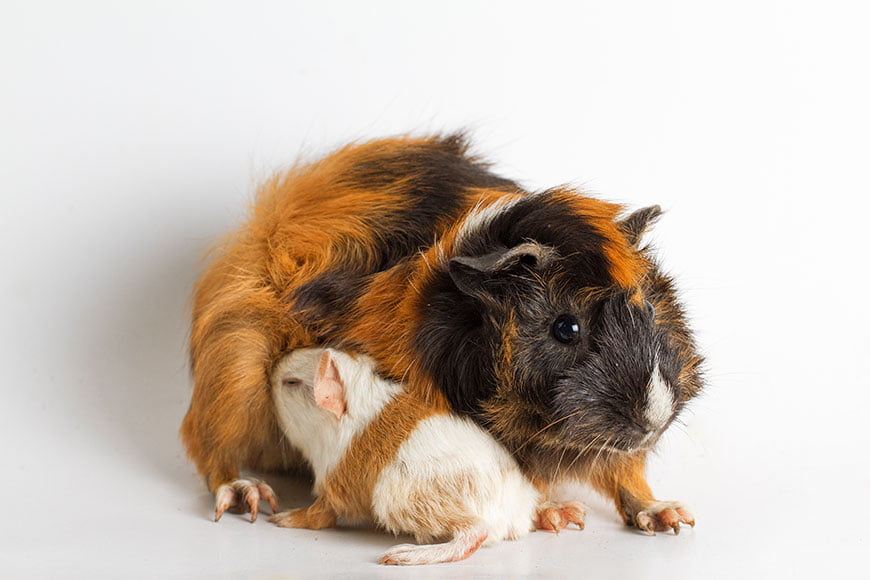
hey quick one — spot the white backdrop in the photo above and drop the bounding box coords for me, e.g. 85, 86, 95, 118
2, 1, 868, 578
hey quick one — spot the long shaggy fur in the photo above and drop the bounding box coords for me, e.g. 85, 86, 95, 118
181, 133, 703, 529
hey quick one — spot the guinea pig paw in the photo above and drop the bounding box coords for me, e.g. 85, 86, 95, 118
268, 508, 305, 528
535, 500, 587, 533
213, 478, 279, 523
633, 501, 694, 535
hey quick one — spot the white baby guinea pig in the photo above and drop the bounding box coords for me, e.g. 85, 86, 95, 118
268, 347, 544, 565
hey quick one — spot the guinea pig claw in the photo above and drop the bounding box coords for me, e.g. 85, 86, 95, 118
676, 507, 695, 527
214, 485, 234, 522
247, 487, 260, 523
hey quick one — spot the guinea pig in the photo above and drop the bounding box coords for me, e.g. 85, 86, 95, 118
268, 347, 547, 565
181, 133, 700, 534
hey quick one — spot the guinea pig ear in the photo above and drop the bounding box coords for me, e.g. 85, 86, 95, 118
449, 241, 556, 296
619, 205, 663, 247
314, 349, 347, 420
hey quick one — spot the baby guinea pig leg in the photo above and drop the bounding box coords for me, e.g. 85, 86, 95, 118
380, 526, 489, 566
269, 496, 338, 530
590, 453, 695, 535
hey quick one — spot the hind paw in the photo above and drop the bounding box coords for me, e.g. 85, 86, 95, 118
213, 478, 278, 523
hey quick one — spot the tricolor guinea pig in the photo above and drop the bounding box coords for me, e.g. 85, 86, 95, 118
268, 347, 547, 565
182, 133, 701, 534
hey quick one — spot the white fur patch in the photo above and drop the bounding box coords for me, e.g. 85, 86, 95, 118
372, 414, 540, 544
644, 363, 674, 431
453, 197, 523, 251
271, 349, 401, 487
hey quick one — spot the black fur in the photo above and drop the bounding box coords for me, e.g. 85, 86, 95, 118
415, 269, 501, 414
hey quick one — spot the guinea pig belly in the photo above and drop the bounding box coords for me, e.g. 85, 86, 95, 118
370, 414, 540, 544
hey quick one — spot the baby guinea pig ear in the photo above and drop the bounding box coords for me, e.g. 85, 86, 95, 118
619, 205, 663, 247
314, 349, 347, 420
448, 241, 557, 296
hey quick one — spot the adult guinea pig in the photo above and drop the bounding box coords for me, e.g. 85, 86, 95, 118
181, 133, 701, 533
269, 347, 552, 565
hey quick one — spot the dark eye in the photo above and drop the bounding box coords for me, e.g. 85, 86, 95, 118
645, 300, 655, 318
552, 314, 581, 344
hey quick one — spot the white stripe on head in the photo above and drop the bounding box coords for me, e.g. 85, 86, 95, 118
453, 197, 523, 251
644, 362, 674, 431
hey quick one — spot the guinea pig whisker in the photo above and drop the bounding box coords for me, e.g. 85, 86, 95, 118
511, 409, 590, 456
571, 433, 604, 467
553, 442, 571, 483
564, 432, 604, 475
589, 435, 613, 475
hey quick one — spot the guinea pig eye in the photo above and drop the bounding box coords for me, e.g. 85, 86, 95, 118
552, 314, 581, 344
645, 299, 656, 318
282, 378, 302, 387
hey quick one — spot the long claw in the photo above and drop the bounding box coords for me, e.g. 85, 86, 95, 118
214, 485, 233, 522
548, 511, 563, 534
245, 485, 261, 523
676, 508, 695, 527
259, 483, 279, 514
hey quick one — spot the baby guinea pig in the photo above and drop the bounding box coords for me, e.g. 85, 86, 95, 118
268, 347, 549, 566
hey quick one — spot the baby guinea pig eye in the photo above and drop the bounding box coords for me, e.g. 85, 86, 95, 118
282, 377, 302, 387
645, 299, 656, 318
552, 314, 581, 344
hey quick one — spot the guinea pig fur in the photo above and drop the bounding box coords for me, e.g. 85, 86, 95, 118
182, 133, 701, 533
269, 348, 542, 566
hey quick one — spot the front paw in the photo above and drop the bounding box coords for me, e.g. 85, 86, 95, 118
213, 478, 278, 523
535, 500, 587, 533
632, 501, 695, 535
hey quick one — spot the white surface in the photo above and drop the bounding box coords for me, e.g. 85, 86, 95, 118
2, 1, 869, 578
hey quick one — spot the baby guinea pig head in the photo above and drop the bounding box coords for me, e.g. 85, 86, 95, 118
272, 348, 394, 424
415, 191, 704, 462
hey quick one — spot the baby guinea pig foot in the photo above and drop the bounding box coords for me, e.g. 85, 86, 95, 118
269, 498, 337, 530
632, 501, 695, 535
380, 527, 489, 566
534, 500, 587, 533
213, 478, 278, 523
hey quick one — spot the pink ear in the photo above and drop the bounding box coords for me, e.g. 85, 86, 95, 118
314, 350, 346, 420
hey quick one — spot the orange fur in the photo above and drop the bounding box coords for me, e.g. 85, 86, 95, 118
552, 191, 645, 290
588, 453, 655, 525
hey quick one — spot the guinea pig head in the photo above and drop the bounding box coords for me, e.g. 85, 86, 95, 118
416, 192, 703, 464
